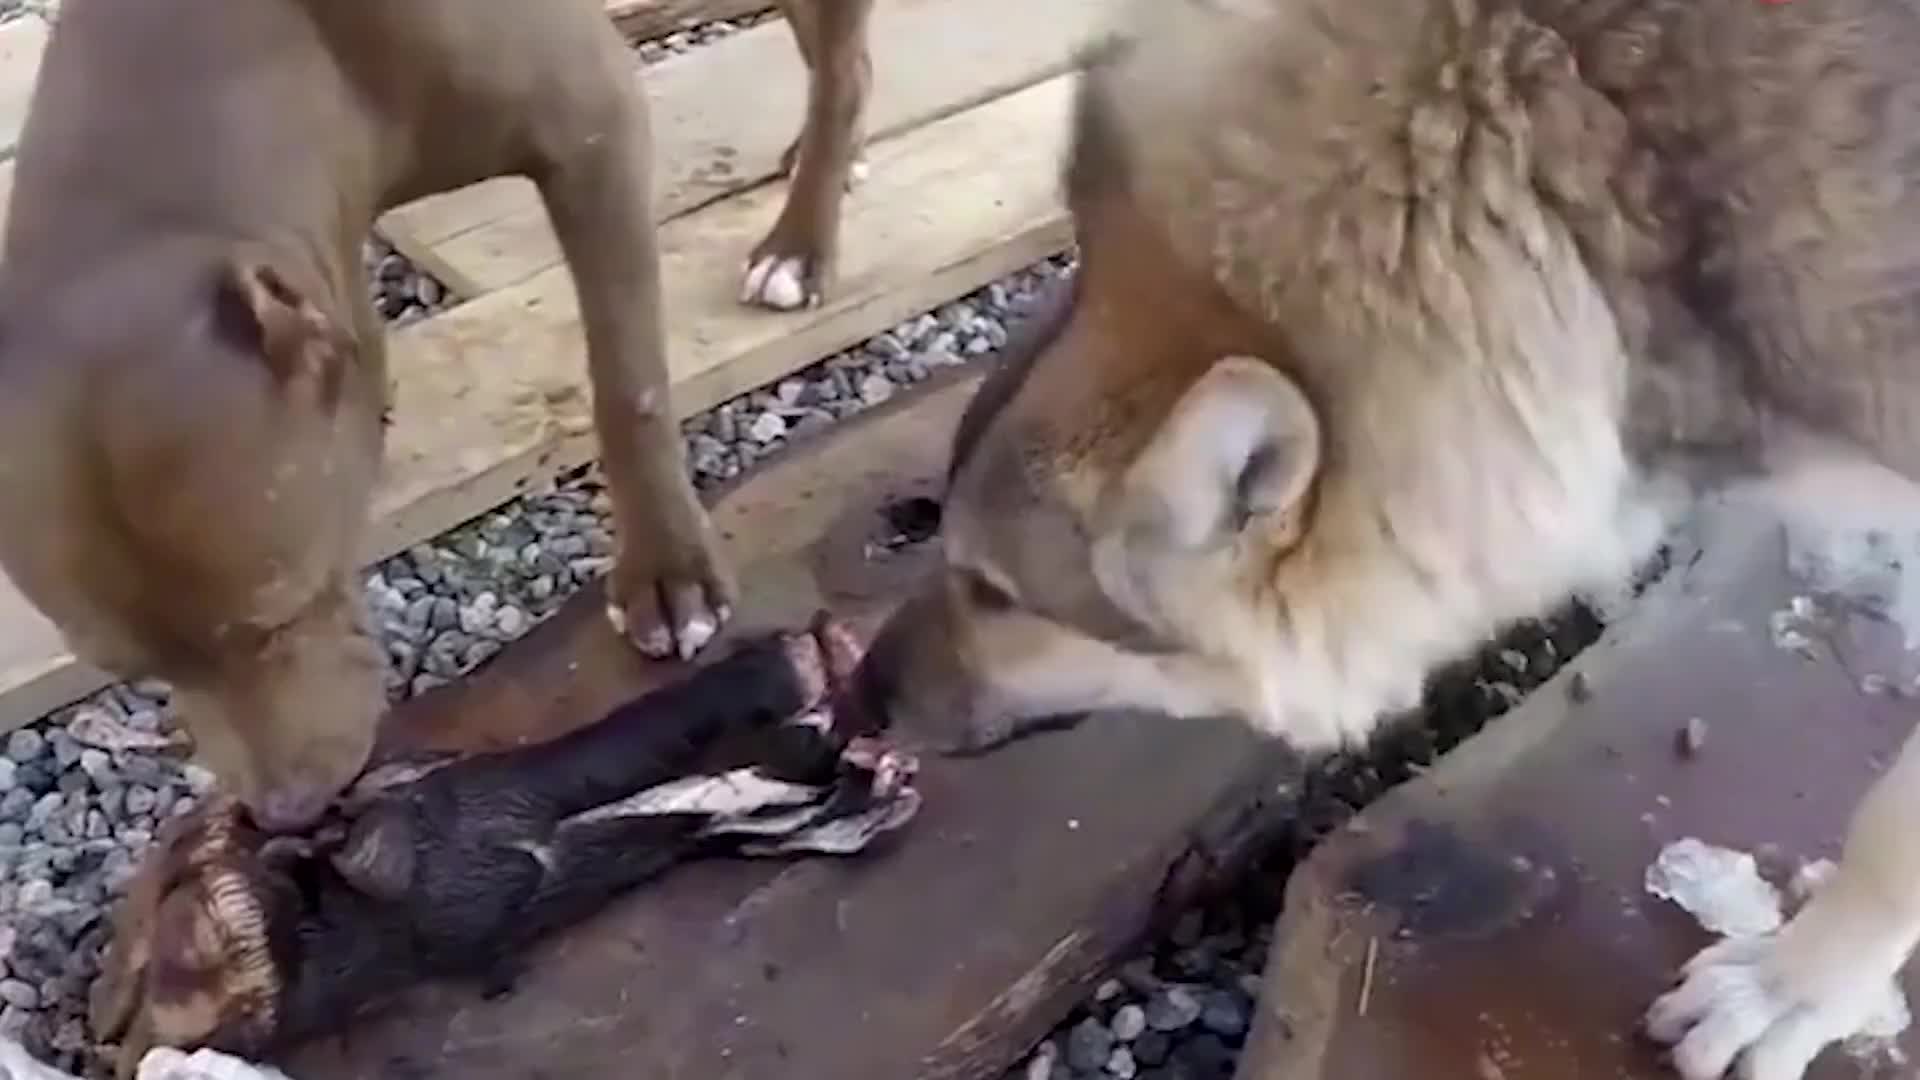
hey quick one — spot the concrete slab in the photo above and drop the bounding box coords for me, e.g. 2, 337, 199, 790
1238, 508, 1920, 1080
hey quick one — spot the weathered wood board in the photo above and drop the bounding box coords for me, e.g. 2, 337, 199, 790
0, 74, 1075, 735
381, 0, 1107, 294
0, 15, 46, 155
278, 371, 1299, 1080
606, 0, 775, 43
364, 74, 1076, 583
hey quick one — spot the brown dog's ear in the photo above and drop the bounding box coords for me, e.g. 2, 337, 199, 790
213, 259, 351, 404
1115, 355, 1321, 549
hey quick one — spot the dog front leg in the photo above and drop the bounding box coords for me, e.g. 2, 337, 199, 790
537, 82, 736, 661
1646, 718, 1920, 1079
740, 0, 876, 311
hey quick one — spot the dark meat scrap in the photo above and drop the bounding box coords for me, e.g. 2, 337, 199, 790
88, 615, 920, 1077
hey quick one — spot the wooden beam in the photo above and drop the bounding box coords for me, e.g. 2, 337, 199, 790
0, 74, 1076, 731
0, 14, 48, 155
605, 0, 775, 43
380, 0, 1106, 295
282, 374, 1297, 1080
363, 74, 1075, 557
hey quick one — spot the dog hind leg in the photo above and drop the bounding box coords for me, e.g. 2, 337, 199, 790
740, 0, 875, 311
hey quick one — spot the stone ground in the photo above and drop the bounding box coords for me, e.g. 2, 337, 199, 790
0, 12, 1627, 1080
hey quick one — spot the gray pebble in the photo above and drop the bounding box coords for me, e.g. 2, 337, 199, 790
1131, 1031, 1170, 1067
0, 759, 14, 792
1105, 1047, 1137, 1079
1199, 990, 1249, 1038
1110, 1004, 1147, 1042
5, 730, 43, 765
124, 786, 157, 817
0, 979, 36, 1009
1145, 986, 1202, 1032
1066, 1018, 1115, 1073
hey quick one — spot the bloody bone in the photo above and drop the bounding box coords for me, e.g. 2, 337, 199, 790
88, 614, 919, 1076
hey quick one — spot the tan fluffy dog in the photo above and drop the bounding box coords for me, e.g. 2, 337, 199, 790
854, 1, 1920, 1076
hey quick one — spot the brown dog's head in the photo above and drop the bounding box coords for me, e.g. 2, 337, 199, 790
854, 16, 1652, 753
0, 242, 387, 831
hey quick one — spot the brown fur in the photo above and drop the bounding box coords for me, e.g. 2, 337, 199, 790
0, 0, 876, 832
857, 0, 1920, 1074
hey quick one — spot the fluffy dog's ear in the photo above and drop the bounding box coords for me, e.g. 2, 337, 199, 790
213, 259, 353, 406
1115, 356, 1320, 549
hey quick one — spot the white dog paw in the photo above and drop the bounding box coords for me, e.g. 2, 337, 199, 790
740, 254, 817, 311
1645, 916, 1910, 1080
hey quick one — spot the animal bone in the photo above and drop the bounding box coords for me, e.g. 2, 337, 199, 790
88, 614, 919, 1077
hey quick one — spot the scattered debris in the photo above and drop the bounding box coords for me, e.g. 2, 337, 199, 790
1644, 837, 1782, 938
1676, 716, 1708, 758
1357, 937, 1379, 1017
1645, 839, 1913, 1068
1566, 670, 1591, 703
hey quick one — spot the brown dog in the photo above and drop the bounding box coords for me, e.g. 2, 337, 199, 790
855, 0, 1920, 1077
0, 0, 875, 834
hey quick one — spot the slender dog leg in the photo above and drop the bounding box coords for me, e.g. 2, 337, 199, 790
740, 0, 876, 311
1647, 719, 1920, 1079
534, 46, 736, 661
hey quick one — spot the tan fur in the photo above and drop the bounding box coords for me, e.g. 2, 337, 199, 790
0, 0, 876, 833
856, 0, 1920, 1075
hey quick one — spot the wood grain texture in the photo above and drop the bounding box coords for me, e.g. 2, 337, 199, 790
380, 0, 1106, 294
605, 0, 775, 43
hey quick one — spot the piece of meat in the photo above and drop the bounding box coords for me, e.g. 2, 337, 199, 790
87, 614, 920, 1076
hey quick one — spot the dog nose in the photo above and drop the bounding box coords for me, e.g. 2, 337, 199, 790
250, 783, 333, 834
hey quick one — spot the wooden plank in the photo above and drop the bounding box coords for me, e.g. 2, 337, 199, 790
363, 74, 1075, 558
606, 0, 774, 43
0, 160, 114, 732
0, 15, 48, 154
379, 0, 1104, 295
284, 375, 1297, 1080
0, 76, 1075, 732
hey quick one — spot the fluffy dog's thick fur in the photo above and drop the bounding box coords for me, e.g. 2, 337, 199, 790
854, 0, 1920, 1076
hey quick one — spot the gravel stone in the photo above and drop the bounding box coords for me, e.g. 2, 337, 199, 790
1198, 990, 1249, 1039
1110, 1004, 1147, 1043
1131, 1032, 1170, 1068
6, 730, 44, 765
1105, 1047, 1138, 1079
1145, 987, 1202, 1033
1065, 1018, 1115, 1072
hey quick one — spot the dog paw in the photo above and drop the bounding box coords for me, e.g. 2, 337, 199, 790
1645, 893, 1912, 1080
740, 250, 825, 312
740, 197, 843, 312
605, 513, 737, 661
90, 798, 287, 1078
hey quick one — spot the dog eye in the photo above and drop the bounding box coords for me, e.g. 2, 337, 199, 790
965, 570, 1016, 612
